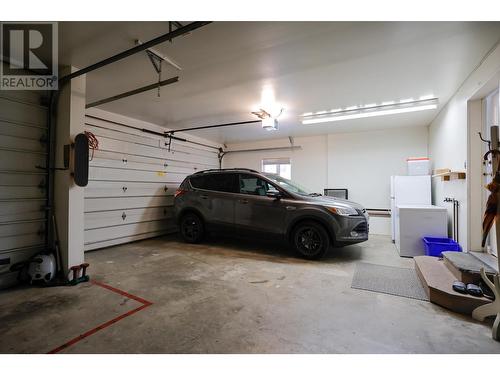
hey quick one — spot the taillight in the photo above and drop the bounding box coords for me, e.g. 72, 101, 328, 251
174, 189, 187, 198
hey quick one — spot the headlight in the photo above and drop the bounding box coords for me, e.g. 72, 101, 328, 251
326, 206, 358, 216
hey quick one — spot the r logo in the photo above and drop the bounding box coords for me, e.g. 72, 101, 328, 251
1, 22, 58, 90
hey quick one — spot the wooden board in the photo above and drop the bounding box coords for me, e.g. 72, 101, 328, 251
414, 256, 490, 315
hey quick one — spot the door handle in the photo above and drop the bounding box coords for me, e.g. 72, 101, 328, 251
200, 194, 208, 199
238, 199, 249, 204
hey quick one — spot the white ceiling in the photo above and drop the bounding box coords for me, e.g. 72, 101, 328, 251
59, 22, 500, 143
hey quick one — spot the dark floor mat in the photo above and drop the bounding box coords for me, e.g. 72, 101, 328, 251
351, 262, 429, 301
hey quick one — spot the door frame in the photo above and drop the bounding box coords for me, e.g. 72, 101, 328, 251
467, 72, 500, 253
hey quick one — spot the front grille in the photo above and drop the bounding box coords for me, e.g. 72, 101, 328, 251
353, 221, 368, 233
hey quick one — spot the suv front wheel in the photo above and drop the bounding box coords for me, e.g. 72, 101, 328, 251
179, 212, 205, 243
292, 221, 330, 260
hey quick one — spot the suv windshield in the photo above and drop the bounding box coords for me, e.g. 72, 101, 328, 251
263, 173, 319, 196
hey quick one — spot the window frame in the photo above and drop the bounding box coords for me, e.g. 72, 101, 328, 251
262, 157, 291, 179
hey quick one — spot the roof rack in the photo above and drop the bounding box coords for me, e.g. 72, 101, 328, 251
193, 168, 259, 174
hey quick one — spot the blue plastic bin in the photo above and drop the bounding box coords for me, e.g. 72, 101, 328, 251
422, 237, 461, 257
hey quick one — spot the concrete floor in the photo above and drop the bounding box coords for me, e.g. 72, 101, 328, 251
1, 234, 499, 354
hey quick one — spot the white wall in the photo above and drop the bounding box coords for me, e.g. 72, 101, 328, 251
223, 126, 429, 235
327, 127, 429, 234
429, 42, 500, 251
223, 136, 328, 194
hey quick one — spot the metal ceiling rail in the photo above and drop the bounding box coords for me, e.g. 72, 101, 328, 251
59, 21, 211, 83
166, 119, 261, 135
86, 76, 179, 108
84, 114, 221, 151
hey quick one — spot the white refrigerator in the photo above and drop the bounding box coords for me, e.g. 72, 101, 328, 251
390, 175, 431, 242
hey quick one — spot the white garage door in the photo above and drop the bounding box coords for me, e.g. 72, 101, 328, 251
83, 113, 220, 251
0, 90, 48, 284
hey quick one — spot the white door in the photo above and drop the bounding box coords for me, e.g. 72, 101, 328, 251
483, 86, 499, 257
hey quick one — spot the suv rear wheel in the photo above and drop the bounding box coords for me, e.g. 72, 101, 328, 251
292, 221, 330, 260
180, 212, 204, 243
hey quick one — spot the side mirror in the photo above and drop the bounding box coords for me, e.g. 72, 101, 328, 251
266, 191, 282, 200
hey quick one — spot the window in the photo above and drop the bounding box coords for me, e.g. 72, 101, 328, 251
239, 174, 279, 196
189, 173, 238, 193
262, 157, 291, 179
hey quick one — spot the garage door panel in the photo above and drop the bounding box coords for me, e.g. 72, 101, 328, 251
0, 221, 45, 238
89, 157, 199, 175
85, 116, 218, 155
85, 123, 161, 148
85, 206, 174, 230
0, 198, 45, 217
89, 167, 185, 183
163, 140, 219, 159
0, 97, 47, 127
90, 158, 167, 172
85, 181, 176, 198
0, 186, 45, 200
0, 120, 46, 141
0, 172, 46, 187
90, 148, 214, 171
0, 232, 45, 252
0, 90, 47, 271
0, 134, 46, 152
84, 114, 218, 251
0, 210, 46, 224
96, 137, 216, 166
0, 149, 46, 172
85, 196, 173, 212
84, 219, 175, 245
83, 230, 173, 251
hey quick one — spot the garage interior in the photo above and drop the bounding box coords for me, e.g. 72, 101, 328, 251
2, 20, 500, 354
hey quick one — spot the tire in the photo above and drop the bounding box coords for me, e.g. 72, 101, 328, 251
179, 212, 204, 243
292, 221, 330, 260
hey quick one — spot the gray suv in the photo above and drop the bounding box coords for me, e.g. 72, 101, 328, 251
174, 168, 369, 259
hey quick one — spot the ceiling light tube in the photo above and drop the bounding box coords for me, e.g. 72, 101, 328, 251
302, 103, 437, 125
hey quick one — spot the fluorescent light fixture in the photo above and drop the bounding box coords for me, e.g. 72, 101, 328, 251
302, 112, 313, 116
330, 108, 342, 113
302, 97, 438, 125
399, 98, 414, 103
315, 110, 328, 115
345, 105, 358, 110
419, 94, 434, 100
364, 103, 377, 108
381, 101, 395, 105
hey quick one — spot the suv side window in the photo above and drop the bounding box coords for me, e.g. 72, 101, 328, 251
239, 174, 279, 196
190, 173, 238, 193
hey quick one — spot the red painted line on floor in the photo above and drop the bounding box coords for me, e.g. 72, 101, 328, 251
47, 281, 152, 354
91, 280, 152, 305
